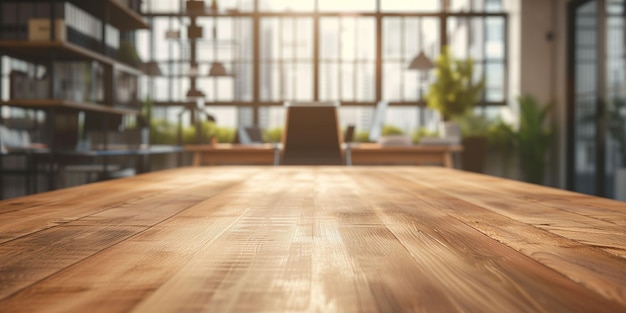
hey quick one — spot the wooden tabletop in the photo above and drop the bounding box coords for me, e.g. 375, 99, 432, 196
0, 167, 625, 312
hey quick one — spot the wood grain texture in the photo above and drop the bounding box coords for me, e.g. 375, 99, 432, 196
0, 166, 625, 312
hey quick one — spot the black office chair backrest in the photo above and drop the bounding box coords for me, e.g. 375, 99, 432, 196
282, 106, 343, 165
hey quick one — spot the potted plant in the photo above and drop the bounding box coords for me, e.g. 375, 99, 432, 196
457, 113, 491, 173
425, 46, 485, 139
263, 127, 284, 144
509, 95, 554, 184
426, 46, 486, 171
486, 118, 517, 178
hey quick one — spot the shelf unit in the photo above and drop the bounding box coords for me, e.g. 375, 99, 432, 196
0, 0, 149, 193
0, 99, 138, 114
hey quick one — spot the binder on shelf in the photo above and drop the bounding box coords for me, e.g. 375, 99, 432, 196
28, 19, 66, 41
187, 25, 203, 39
1, 2, 17, 40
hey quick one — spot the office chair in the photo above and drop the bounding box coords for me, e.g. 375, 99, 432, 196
281, 105, 343, 165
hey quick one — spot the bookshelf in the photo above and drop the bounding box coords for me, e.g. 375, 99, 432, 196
0, 0, 150, 193
0, 0, 146, 137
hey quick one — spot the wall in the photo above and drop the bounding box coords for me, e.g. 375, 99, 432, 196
515, 0, 570, 188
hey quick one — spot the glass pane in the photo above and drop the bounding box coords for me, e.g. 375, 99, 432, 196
234, 18, 254, 61
152, 18, 173, 61
386, 107, 419, 134
260, 19, 275, 61
383, 17, 439, 102
341, 19, 357, 61
259, 0, 315, 12
258, 106, 287, 130
450, 0, 471, 11
153, 77, 170, 101
485, 0, 503, 12
233, 62, 253, 101
320, 18, 339, 60
355, 63, 375, 101
356, 19, 377, 61
294, 63, 313, 101
295, 20, 314, 59
468, 18, 484, 58
320, 63, 338, 100
261, 18, 313, 60
384, 17, 440, 60
486, 17, 505, 59
450, 0, 503, 11
216, 79, 234, 101
270, 64, 282, 100
403, 70, 420, 101
381, 0, 440, 12
260, 17, 313, 101
318, 0, 376, 12
144, 0, 182, 13
403, 19, 420, 58
222, 0, 255, 12
486, 37, 504, 60
448, 17, 472, 59
204, 106, 237, 128
198, 78, 213, 100
319, 17, 375, 102
260, 63, 271, 100
573, 0, 598, 195
338, 106, 381, 140
136, 29, 150, 61
383, 18, 402, 60
383, 63, 403, 101
340, 63, 355, 100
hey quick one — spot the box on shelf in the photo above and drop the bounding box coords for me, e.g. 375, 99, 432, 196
187, 25, 203, 39
28, 18, 66, 41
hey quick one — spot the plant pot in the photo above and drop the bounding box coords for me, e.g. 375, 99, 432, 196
616, 168, 626, 201
439, 121, 461, 144
461, 136, 488, 173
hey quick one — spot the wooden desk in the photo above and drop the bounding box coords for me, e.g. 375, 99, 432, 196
186, 144, 279, 166
186, 144, 461, 167
348, 143, 462, 167
1, 167, 625, 312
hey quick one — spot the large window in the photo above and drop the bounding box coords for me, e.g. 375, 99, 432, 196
260, 17, 314, 102
140, 0, 507, 131
382, 17, 440, 102
448, 15, 507, 103
320, 17, 376, 102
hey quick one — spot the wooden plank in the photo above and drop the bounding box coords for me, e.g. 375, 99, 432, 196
339, 169, 626, 312
131, 168, 385, 312
0, 167, 625, 312
107, 0, 149, 30
0, 169, 287, 312
378, 169, 626, 306
0, 225, 144, 301
0, 167, 262, 243
400, 168, 626, 254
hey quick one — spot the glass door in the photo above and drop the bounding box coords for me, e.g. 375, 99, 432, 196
568, 0, 626, 199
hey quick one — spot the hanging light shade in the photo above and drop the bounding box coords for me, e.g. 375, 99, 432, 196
186, 88, 205, 98
408, 51, 434, 71
208, 61, 229, 77
140, 61, 163, 76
